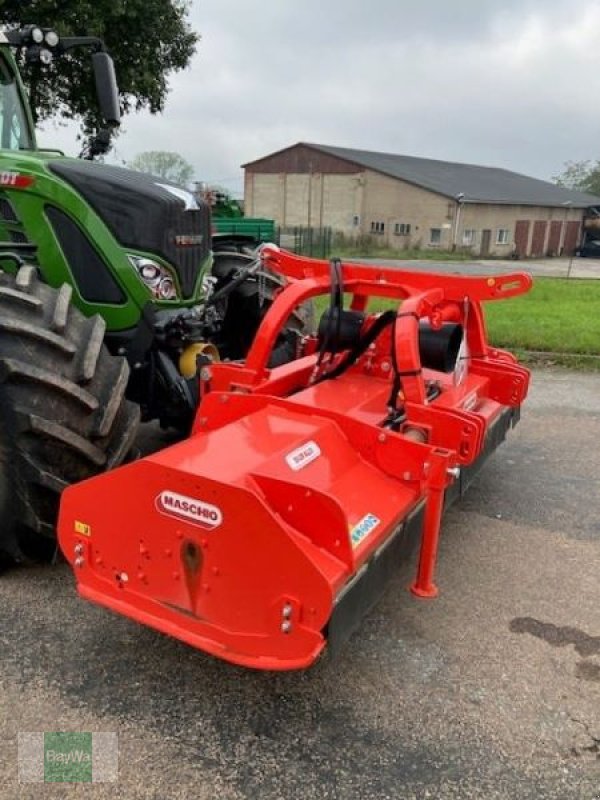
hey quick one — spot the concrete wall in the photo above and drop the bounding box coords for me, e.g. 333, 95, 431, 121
244, 168, 585, 256
361, 172, 454, 249
244, 172, 364, 230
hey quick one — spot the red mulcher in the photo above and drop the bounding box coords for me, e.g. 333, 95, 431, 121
58, 246, 531, 670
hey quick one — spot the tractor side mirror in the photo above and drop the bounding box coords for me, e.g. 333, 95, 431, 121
92, 52, 120, 127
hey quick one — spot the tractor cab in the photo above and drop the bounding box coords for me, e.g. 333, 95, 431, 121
0, 48, 34, 151
0, 26, 119, 158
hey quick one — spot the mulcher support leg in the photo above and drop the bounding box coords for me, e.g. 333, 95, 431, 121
410, 482, 446, 599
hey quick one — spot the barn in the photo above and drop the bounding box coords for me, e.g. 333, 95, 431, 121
243, 143, 600, 257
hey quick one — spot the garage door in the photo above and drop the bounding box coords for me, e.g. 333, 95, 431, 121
514, 220, 530, 257
531, 221, 547, 257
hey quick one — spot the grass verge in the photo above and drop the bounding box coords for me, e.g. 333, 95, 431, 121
314, 277, 600, 370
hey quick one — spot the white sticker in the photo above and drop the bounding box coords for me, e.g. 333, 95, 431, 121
156, 491, 223, 529
454, 334, 469, 386
285, 440, 321, 471
350, 514, 381, 548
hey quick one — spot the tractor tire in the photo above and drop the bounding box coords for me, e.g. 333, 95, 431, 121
0, 266, 140, 566
213, 250, 314, 361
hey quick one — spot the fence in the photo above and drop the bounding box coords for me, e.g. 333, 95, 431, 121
276, 226, 333, 259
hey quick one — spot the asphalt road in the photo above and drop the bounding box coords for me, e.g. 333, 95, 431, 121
351, 255, 600, 279
0, 369, 599, 799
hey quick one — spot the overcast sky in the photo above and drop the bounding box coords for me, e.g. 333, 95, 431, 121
38, 0, 600, 195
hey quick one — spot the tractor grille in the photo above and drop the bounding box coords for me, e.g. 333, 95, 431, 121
0, 196, 18, 222
49, 160, 212, 298
0, 192, 31, 247
163, 201, 211, 298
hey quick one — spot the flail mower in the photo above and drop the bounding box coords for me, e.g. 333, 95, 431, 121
58, 247, 531, 670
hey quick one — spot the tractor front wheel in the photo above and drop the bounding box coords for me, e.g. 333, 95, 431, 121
212, 250, 314, 362
0, 266, 140, 565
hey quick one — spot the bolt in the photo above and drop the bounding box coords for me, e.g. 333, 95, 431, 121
378, 432, 387, 443
74, 557, 84, 568
282, 603, 293, 619
281, 621, 293, 634
74, 543, 84, 556
380, 361, 391, 372
200, 367, 212, 381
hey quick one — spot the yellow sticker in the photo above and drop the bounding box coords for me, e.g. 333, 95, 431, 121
74, 520, 91, 537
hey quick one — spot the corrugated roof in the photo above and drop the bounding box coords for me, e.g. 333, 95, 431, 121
295, 143, 600, 208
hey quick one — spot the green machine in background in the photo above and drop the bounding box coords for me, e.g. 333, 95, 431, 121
196, 183, 276, 248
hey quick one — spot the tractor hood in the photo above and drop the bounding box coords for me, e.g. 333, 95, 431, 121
48, 159, 211, 298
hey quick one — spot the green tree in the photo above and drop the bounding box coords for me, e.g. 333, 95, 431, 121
552, 160, 600, 195
129, 151, 194, 185
0, 1, 198, 132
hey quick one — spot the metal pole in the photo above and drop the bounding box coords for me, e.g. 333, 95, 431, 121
453, 193, 464, 250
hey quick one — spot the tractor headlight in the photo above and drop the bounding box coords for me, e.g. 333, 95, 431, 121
30, 27, 44, 44
39, 48, 53, 65
44, 30, 60, 48
128, 256, 179, 301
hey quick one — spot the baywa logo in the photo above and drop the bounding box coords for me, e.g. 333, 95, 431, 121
44, 733, 92, 783
156, 490, 223, 529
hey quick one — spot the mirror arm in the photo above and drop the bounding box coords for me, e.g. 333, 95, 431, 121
57, 37, 106, 54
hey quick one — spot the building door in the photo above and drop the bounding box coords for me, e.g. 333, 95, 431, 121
531, 221, 547, 257
480, 229, 491, 256
514, 220, 530, 257
563, 220, 581, 255
547, 221, 562, 256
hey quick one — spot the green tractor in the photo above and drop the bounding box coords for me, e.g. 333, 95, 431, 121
0, 26, 307, 564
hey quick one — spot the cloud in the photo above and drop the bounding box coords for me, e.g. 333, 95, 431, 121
37, 0, 600, 194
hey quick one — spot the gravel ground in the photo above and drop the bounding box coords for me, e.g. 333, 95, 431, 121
0, 368, 598, 799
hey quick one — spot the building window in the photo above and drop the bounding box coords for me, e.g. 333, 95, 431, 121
496, 228, 510, 245
370, 221, 385, 235
430, 228, 442, 245
462, 229, 476, 246
352, 214, 360, 227
394, 223, 411, 236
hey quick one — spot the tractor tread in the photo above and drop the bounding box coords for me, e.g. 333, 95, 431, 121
78, 316, 106, 382
0, 286, 43, 309
0, 318, 77, 355
0, 358, 100, 413
0, 269, 140, 563
14, 265, 37, 290
96, 359, 130, 437
27, 414, 108, 467
51, 284, 72, 333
